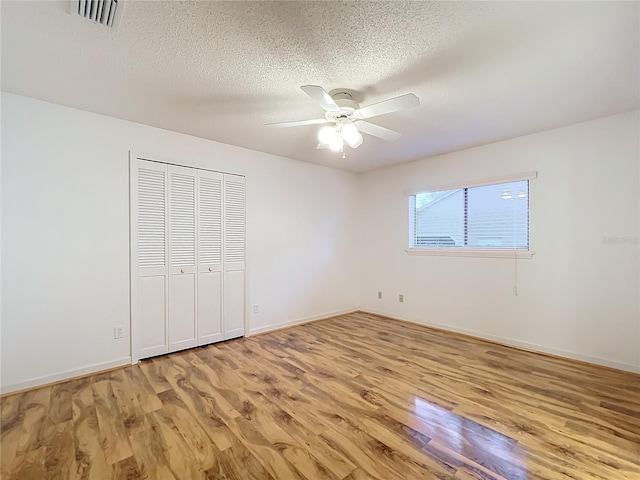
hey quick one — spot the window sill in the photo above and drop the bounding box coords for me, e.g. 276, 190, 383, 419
405, 248, 535, 259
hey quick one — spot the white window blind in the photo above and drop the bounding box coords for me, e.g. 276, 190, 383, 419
409, 180, 529, 250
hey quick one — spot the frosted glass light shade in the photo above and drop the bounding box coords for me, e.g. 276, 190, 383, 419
318, 126, 335, 144
346, 131, 363, 148
341, 122, 359, 143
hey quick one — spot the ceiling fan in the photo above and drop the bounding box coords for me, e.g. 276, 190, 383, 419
265, 85, 420, 155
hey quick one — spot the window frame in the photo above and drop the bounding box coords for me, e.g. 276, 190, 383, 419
405, 172, 536, 259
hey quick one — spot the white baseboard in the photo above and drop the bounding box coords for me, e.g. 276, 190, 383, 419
248, 308, 357, 336
359, 308, 640, 374
1, 356, 132, 395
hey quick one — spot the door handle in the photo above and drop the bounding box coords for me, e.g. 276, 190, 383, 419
208, 267, 212, 272
180, 269, 184, 274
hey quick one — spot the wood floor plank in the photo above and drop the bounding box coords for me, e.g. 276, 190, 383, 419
280, 443, 340, 480
92, 379, 133, 465
147, 408, 208, 479
111, 455, 143, 480
72, 378, 109, 480
1, 393, 23, 431
183, 351, 238, 389
8, 445, 47, 480
169, 354, 241, 422
193, 348, 246, 389
205, 435, 275, 480
320, 427, 406, 480
109, 369, 147, 434
8, 387, 51, 468
123, 366, 163, 414
0, 423, 21, 478
157, 389, 219, 471
342, 467, 384, 480
198, 343, 242, 370
49, 383, 73, 424
225, 415, 306, 480
243, 387, 357, 479
229, 387, 342, 480
138, 358, 172, 394
322, 406, 457, 479
157, 356, 238, 451
243, 382, 329, 436
1, 312, 638, 479
43, 420, 75, 478
127, 415, 177, 480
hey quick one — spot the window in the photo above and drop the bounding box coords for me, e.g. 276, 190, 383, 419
408, 179, 531, 257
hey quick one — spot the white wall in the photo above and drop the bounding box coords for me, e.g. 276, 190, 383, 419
359, 110, 640, 372
2, 94, 638, 393
1, 93, 360, 393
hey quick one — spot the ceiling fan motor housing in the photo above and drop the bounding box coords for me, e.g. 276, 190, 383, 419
325, 96, 360, 121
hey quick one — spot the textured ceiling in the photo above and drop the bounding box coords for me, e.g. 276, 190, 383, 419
2, 1, 639, 172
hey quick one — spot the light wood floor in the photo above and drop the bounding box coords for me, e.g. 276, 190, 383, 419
1, 312, 639, 480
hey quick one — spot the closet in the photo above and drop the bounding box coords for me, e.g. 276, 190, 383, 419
130, 157, 245, 361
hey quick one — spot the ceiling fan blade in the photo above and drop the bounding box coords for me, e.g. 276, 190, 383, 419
316, 142, 329, 150
354, 93, 420, 119
355, 121, 402, 142
265, 118, 328, 128
301, 85, 340, 112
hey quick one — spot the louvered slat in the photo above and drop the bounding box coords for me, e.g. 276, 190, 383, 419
70, 0, 121, 27
224, 178, 245, 263
170, 172, 196, 266
199, 176, 223, 265
137, 168, 166, 268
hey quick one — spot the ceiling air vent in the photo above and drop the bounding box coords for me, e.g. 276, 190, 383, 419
70, 0, 124, 28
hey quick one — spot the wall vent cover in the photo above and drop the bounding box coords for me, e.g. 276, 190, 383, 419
70, 0, 124, 28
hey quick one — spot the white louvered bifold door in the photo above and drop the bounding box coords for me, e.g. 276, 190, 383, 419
223, 174, 246, 340
168, 165, 198, 353
133, 160, 169, 359
197, 170, 224, 345
132, 158, 246, 361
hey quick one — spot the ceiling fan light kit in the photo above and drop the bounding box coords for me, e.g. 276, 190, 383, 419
265, 85, 420, 156
319, 118, 364, 152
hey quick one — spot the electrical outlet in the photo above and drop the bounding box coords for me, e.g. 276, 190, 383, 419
253, 304, 259, 314
399, 294, 404, 303
114, 326, 124, 339
377, 291, 382, 299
